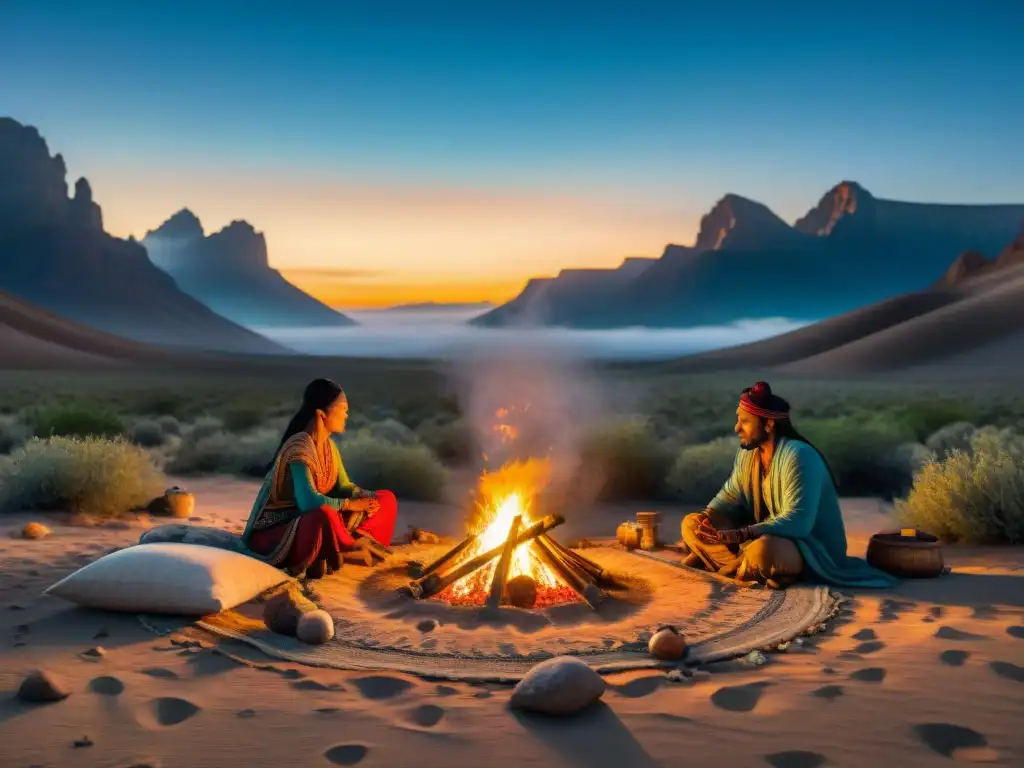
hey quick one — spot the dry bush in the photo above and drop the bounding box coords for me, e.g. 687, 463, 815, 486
128, 418, 166, 448
897, 428, 1024, 544
924, 421, 977, 457
167, 426, 279, 478
0, 436, 165, 517
185, 415, 225, 441
577, 417, 673, 501
665, 436, 738, 504
335, 433, 447, 502
415, 416, 476, 466
156, 414, 182, 436
0, 414, 29, 454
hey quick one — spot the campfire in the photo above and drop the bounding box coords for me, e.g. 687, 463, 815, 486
403, 458, 616, 610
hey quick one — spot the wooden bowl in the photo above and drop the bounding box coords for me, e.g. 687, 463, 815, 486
164, 488, 195, 519
866, 529, 944, 578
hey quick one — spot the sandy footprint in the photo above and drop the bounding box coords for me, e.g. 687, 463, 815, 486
764, 750, 828, 768
324, 744, 369, 765
853, 641, 885, 654
851, 629, 877, 641
935, 626, 987, 641
1006, 626, 1024, 640
988, 661, 1023, 683
402, 704, 446, 729
352, 675, 415, 700
710, 682, 771, 713
139, 667, 179, 680
88, 676, 125, 696
912, 723, 998, 762
810, 685, 843, 701
610, 675, 666, 699
435, 685, 458, 697
145, 697, 201, 727
849, 667, 886, 683
940, 650, 970, 667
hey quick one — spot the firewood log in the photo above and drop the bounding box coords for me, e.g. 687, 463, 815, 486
486, 515, 522, 610
405, 515, 564, 600
533, 535, 604, 609
542, 535, 622, 586
416, 533, 478, 579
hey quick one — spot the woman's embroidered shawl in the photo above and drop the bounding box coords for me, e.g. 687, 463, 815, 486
241, 433, 337, 566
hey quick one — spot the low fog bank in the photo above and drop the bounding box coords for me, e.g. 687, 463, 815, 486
255, 308, 808, 361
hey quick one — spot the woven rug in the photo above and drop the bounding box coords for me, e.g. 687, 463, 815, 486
140, 544, 843, 683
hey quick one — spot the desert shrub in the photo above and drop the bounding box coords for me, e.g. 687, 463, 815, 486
0, 436, 165, 517
799, 417, 917, 498
218, 402, 269, 432
925, 421, 977, 458
416, 416, 476, 466
578, 417, 673, 501
31, 404, 125, 440
666, 437, 738, 504
362, 418, 419, 446
167, 426, 278, 478
0, 415, 29, 454
892, 400, 982, 442
897, 428, 1024, 544
128, 418, 166, 448
186, 415, 225, 441
335, 433, 447, 502
156, 414, 182, 436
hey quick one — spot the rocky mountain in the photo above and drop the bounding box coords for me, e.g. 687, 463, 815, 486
474, 182, 1024, 329
655, 226, 1024, 376
143, 210, 355, 328
0, 118, 287, 354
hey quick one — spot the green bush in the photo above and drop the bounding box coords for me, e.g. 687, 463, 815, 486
0, 436, 165, 517
156, 414, 182, 436
129, 418, 166, 448
361, 418, 419, 446
799, 417, 917, 498
186, 416, 225, 441
666, 437, 738, 504
924, 421, 977, 457
891, 400, 982, 441
578, 417, 673, 501
218, 402, 269, 432
896, 428, 1024, 544
335, 433, 447, 502
415, 416, 476, 466
167, 427, 279, 478
0, 415, 29, 454
32, 404, 125, 440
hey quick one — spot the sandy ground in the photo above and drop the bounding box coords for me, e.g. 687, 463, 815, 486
1, 476, 1022, 767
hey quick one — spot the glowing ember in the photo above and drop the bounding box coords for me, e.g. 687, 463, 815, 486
446, 458, 561, 599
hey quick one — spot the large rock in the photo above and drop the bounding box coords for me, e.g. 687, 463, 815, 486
510, 656, 606, 715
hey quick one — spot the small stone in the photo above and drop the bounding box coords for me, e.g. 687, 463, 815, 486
72, 736, 93, 748
510, 656, 606, 715
296, 610, 335, 644
745, 650, 767, 667
416, 619, 438, 633
81, 646, 106, 659
263, 587, 317, 636
17, 670, 71, 702
666, 668, 693, 684
21, 522, 51, 540
776, 641, 791, 652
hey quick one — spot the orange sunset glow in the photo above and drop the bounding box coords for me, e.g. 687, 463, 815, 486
81, 165, 694, 308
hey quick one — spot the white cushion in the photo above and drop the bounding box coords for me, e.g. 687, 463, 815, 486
44, 543, 291, 616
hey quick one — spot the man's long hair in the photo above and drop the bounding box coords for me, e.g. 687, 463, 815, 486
773, 418, 838, 489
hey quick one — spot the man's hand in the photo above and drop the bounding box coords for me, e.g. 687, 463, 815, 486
718, 526, 755, 545
696, 517, 721, 545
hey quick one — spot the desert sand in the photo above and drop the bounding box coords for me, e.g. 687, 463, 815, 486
1, 476, 1021, 767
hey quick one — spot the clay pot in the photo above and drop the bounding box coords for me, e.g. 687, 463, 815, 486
164, 487, 195, 519
616, 522, 642, 550
648, 625, 687, 661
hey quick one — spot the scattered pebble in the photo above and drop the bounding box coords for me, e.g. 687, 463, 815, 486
81, 646, 107, 659
72, 736, 94, 749
745, 650, 767, 666
17, 670, 71, 703
416, 619, 438, 633
297, 610, 335, 644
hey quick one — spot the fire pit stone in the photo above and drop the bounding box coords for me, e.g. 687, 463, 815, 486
505, 575, 538, 609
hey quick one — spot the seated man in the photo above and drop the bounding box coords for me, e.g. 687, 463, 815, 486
680, 381, 897, 589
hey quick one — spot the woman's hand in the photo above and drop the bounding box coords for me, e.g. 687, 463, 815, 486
346, 497, 380, 516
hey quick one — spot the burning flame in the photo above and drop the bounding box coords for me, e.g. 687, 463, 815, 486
449, 457, 560, 597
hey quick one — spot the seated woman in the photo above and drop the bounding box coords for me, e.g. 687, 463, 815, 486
241, 378, 398, 579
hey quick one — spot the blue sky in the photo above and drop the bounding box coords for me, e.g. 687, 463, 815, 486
2, 1, 1022, 305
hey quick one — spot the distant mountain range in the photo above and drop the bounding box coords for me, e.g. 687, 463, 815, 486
653, 226, 1024, 376
381, 301, 495, 312
472, 183, 1024, 329
0, 118, 286, 354
143, 210, 355, 329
